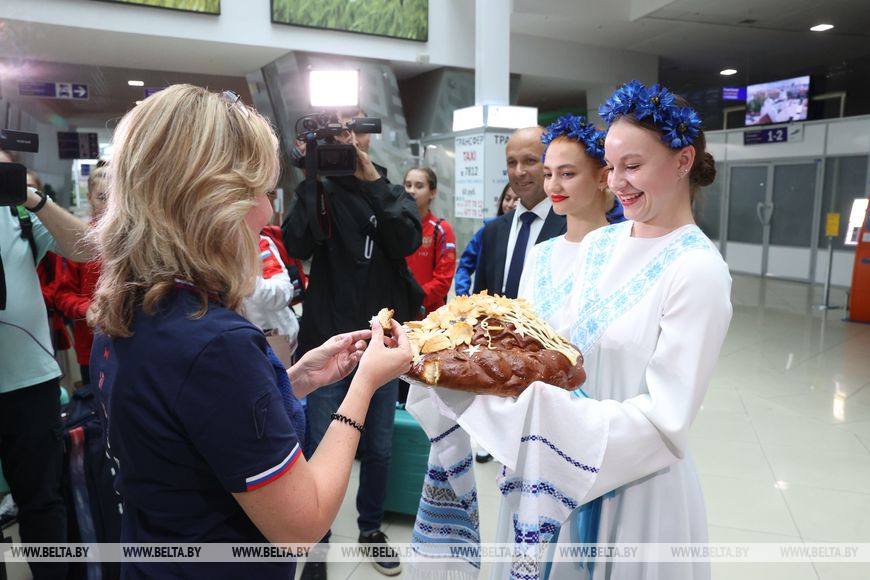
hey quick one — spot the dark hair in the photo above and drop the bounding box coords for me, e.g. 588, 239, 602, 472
497, 183, 513, 216
620, 95, 716, 201
404, 166, 437, 191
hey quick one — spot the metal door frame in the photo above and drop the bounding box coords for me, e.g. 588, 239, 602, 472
723, 162, 772, 275
766, 158, 824, 282
722, 157, 824, 282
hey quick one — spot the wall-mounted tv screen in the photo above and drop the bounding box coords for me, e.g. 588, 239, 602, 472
745, 76, 810, 126
272, 0, 428, 41
94, 0, 219, 14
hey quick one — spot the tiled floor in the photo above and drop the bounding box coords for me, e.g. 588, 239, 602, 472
4, 275, 869, 580
316, 275, 870, 579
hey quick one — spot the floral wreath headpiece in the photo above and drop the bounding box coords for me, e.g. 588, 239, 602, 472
598, 80, 702, 149
541, 115, 606, 166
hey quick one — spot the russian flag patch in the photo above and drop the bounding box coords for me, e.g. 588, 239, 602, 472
244, 443, 302, 491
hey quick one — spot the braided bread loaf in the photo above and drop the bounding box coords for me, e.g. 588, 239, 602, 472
403, 294, 585, 397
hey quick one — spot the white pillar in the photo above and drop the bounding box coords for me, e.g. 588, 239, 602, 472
475, 0, 512, 106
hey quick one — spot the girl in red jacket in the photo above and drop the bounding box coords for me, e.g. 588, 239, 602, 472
55, 162, 108, 384
403, 167, 456, 317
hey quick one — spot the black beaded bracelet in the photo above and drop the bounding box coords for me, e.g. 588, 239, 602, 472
331, 413, 365, 434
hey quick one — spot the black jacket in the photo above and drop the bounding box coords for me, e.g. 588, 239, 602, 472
473, 207, 566, 297
282, 169, 422, 354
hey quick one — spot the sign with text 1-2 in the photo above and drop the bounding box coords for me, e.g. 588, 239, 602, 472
744, 127, 788, 146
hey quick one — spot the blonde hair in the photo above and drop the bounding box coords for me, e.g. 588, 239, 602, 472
87, 162, 108, 193
88, 84, 279, 337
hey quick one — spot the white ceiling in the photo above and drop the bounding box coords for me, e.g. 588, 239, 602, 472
512, 0, 870, 89
0, 20, 287, 78
3, 0, 870, 121
0, 59, 251, 127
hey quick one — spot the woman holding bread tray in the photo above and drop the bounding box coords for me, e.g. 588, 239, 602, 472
402, 116, 624, 400
406, 82, 732, 580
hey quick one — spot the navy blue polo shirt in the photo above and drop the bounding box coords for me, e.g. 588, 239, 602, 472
91, 288, 301, 579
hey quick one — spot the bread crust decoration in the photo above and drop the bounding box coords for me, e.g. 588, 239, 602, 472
403, 293, 585, 397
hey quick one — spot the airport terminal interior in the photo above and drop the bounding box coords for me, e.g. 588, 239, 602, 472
1, 1, 870, 579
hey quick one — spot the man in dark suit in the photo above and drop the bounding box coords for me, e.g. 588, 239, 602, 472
472, 126, 566, 462
474, 126, 566, 297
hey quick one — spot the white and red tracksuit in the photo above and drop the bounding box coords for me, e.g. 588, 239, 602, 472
405, 211, 457, 316
243, 236, 300, 355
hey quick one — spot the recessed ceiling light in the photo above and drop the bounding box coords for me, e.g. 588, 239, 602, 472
128, 80, 144, 87
720, 68, 738, 76
135, 100, 143, 105
810, 23, 834, 32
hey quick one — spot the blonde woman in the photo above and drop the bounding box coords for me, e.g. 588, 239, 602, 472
87, 85, 411, 579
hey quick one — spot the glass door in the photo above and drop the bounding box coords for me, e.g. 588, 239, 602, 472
765, 161, 820, 281
726, 165, 770, 275
725, 161, 821, 281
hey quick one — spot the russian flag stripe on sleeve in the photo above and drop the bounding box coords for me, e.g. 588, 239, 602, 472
244, 443, 302, 491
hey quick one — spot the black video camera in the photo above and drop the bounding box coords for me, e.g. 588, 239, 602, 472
292, 112, 382, 177
0, 129, 40, 206
1, 129, 40, 310
0, 163, 28, 207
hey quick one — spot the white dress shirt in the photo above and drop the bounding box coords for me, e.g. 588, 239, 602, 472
501, 196, 553, 294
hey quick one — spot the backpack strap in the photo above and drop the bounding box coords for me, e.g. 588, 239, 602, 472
14, 206, 38, 265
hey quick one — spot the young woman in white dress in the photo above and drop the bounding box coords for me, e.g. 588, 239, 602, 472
408, 82, 732, 580
517, 115, 624, 327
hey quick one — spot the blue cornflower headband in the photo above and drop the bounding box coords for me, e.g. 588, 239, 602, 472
598, 80, 702, 149
541, 115, 607, 166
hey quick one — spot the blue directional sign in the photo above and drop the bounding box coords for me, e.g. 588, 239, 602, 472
743, 127, 788, 146
144, 87, 164, 98
722, 87, 747, 101
72, 83, 89, 99
18, 81, 89, 100
56, 83, 72, 99
18, 81, 57, 98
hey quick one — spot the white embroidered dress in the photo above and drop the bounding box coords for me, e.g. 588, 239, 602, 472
408, 221, 732, 580
517, 235, 582, 327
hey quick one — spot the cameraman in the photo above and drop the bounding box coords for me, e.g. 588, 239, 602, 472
0, 149, 93, 580
283, 109, 421, 578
